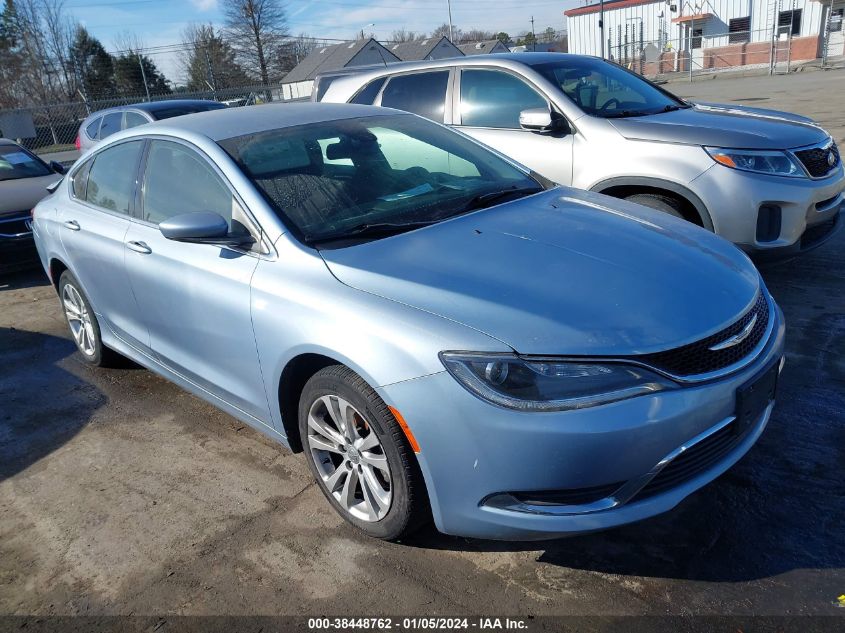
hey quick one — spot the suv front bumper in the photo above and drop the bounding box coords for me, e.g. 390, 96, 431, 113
690, 163, 844, 254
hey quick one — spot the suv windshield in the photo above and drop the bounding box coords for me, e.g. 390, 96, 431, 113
532, 58, 688, 118
219, 114, 542, 245
0, 145, 52, 181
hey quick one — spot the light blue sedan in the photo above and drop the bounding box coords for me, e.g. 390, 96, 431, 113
32, 103, 785, 540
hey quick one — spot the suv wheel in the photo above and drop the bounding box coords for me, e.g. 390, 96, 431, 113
625, 193, 686, 220
299, 365, 428, 540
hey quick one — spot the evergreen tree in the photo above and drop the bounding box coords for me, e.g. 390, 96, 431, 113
69, 26, 115, 99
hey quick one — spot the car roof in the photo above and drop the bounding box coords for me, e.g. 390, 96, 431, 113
135, 102, 404, 142
83, 99, 224, 120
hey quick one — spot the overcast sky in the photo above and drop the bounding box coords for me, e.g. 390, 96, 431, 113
65, 0, 583, 84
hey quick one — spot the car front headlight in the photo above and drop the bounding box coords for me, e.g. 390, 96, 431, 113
440, 352, 677, 412
705, 147, 805, 178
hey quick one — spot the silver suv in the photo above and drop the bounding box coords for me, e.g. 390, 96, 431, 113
318, 53, 844, 256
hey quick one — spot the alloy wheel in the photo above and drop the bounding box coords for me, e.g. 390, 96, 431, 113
306, 394, 393, 522
62, 283, 96, 357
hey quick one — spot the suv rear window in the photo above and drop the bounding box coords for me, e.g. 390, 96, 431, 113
380, 71, 449, 123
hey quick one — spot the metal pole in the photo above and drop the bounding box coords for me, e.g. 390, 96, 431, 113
447, 0, 454, 41
531, 16, 536, 51
599, 0, 605, 58
138, 53, 151, 101
689, 17, 694, 82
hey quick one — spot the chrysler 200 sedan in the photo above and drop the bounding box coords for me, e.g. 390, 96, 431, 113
32, 103, 785, 540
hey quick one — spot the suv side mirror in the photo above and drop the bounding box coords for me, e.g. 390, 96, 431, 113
519, 108, 569, 134
160, 212, 255, 247
49, 160, 66, 174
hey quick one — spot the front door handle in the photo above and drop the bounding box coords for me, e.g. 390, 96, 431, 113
63, 220, 80, 231
126, 240, 152, 254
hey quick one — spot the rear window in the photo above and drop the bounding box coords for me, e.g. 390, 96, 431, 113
0, 144, 52, 181
380, 71, 450, 123
150, 102, 226, 121
85, 117, 102, 139
99, 112, 122, 139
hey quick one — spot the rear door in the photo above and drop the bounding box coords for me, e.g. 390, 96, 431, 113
57, 140, 150, 351
453, 68, 574, 185
123, 138, 272, 422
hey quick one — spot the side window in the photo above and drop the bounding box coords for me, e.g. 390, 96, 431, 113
142, 140, 238, 229
459, 69, 548, 129
350, 77, 386, 105
124, 112, 148, 129
98, 112, 123, 140
85, 117, 102, 140
85, 141, 143, 214
71, 159, 92, 199
380, 71, 449, 122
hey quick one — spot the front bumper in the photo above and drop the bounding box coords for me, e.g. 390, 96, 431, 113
378, 305, 786, 541
689, 162, 844, 253
0, 214, 38, 274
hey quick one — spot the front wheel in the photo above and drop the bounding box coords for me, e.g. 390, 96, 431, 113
298, 365, 428, 540
625, 193, 686, 221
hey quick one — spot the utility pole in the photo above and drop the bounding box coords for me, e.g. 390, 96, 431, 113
447, 0, 454, 42
530, 16, 536, 51
599, 0, 605, 58
137, 53, 151, 101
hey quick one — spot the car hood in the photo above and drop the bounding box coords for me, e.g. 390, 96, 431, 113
608, 102, 828, 150
320, 189, 761, 356
0, 174, 61, 217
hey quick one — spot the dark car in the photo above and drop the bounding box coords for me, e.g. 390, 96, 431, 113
0, 139, 64, 273
76, 100, 228, 152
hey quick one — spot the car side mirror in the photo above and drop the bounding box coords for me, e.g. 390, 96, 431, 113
159, 212, 255, 247
49, 160, 66, 174
519, 108, 569, 134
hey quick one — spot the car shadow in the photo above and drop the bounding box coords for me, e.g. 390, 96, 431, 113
0, 327, 107, 481
0, 267, 50, 292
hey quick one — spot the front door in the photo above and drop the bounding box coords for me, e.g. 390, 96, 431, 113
123, 139, 271, 423
453, 68, 574, 185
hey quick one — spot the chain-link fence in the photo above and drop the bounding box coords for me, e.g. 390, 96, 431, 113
0, 83, 307, 153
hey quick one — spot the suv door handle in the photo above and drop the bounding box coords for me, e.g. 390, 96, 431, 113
63, 220, 80, 231
126, 240, 152, 254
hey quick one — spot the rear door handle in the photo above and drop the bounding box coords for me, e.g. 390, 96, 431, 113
126, 240, 152, 254
63, 220, 80, 231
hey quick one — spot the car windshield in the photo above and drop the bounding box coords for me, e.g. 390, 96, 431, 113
219, 114, 542, 245
0, 145, 52, 181
532, 58, 688, 118
150, 103, 225, 120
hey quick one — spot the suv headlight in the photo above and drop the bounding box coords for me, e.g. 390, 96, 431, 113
440, 352, 676, 412
705, 147, 805, 178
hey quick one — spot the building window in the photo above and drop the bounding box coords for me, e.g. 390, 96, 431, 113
728, 16, 751, 43
691, 28, 703, 49
778, 9, 802, 36
831, 8, 843, 33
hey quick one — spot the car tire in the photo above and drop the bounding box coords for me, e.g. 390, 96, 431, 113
58, 270, 122, 367
625, 193, 686, 220
298, 365, 428, 540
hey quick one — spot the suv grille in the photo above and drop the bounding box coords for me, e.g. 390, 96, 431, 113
630, 292, 769, 377
794, 142, 839, 178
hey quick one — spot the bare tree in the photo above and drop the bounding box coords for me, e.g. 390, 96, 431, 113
222, 0, 288, 86
390, 28, 425, 43
460, 29, 494, 43
431, 22, 460, 41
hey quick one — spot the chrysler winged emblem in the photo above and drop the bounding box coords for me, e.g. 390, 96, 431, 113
709, 313, 758, 351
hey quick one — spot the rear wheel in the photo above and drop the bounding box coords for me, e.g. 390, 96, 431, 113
299, 365, 428, 540
58, 271, 122, 367
625, 193, 687, 221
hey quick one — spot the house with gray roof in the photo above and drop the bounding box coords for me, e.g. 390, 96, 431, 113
457, 40, 510, 55
281, 38, 400, 100
386, 36, 463, 61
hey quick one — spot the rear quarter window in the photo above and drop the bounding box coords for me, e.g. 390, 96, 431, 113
85, 117, 102, 139
350, 77, 386, 105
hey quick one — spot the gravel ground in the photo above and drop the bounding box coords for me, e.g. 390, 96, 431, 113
1, 71, 843, 627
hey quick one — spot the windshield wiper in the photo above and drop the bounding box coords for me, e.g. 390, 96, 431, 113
462, 186, 543, 212
310, 220, 437, 244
